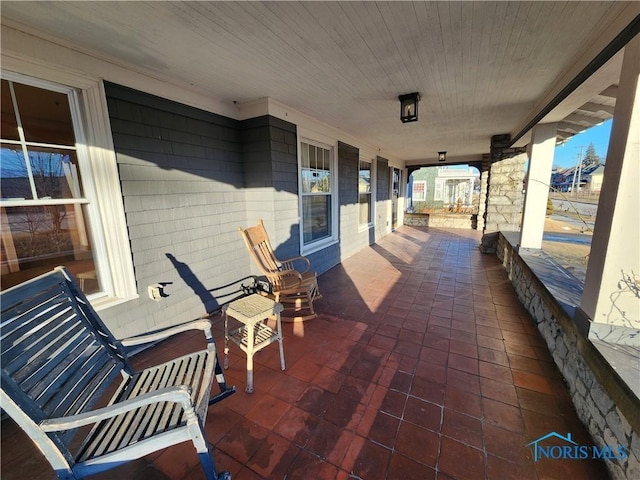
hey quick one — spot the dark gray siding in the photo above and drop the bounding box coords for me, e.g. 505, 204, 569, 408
376, 156, 390, 237
339, 142, 372, 260
94, 83, 393, 337
241, 116, 300, 262
101, 83, 251, 335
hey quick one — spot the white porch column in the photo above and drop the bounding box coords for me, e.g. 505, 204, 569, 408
519, 122, 557, 249
578, 36, 640, 341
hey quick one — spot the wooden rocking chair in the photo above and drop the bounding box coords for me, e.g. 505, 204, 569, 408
239, 220, 320, 322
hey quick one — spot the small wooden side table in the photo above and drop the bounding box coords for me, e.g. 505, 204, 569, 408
222, 294, 285, 393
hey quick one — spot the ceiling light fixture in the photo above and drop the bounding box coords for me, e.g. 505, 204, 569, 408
438, 151, 447, 162
399, 92, 420, 123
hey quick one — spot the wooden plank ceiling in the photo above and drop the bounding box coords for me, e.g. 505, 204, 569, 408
1, 1, 637, 164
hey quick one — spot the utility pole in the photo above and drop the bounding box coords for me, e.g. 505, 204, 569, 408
576, 151, 584, 197
572, 146, 585, 196
571, 153, 579, 193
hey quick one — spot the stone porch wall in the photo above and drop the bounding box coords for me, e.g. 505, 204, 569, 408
403, 213, 477, 229
496, 233, 639, 479
480, 150, 527, 253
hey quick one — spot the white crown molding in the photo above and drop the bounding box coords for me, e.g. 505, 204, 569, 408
1, 22, 238, 119
3, 21, 403, 167
241, 97, 401, 165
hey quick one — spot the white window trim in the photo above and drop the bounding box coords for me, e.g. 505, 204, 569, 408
412, 180, 427, 202
358, 156, 375, 231
297, 134, 339, 256
2, 68, 137, 310
434, 178, 445, 201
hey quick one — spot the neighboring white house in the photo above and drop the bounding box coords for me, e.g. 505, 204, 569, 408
433, 167, 479, 207
587, 165, 605, 193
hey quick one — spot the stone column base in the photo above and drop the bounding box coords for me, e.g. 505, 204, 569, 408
480, 232, 499, 253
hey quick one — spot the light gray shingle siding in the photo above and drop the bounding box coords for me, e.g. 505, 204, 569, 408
100, 83, 250, 337
94, 83, 391, 338
376, 156, 390, 237
241, 115, 301, 263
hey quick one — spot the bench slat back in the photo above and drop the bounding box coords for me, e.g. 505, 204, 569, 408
1, 268, 129, 430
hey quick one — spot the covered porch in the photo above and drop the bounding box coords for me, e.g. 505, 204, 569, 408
2, 226, 610, 480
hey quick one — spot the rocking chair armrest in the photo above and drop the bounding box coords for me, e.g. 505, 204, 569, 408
40, 385, 195, 432
119, 319, 213, 347
265, 270, 304, 289
267, 269, 303, 282
278, 255, 311, 274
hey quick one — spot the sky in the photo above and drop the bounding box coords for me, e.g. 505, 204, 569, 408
552, 119, 612, 169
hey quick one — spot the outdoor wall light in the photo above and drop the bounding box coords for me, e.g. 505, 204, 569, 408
399, 92, 420, 123
438, 151, 447, 162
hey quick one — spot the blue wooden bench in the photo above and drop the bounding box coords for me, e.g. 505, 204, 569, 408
1, 267, 234, 480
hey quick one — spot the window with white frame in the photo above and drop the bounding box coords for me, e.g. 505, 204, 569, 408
1, 72, 135, 306
359, 158, 373, 226
434, 178, 444, 201
412, 180, 427, 202
300, 140, 334, 247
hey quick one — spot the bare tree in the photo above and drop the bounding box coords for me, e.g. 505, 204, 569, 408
8, 151, 73, 259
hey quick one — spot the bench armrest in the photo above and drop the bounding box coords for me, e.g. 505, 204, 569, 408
119, 319, 213, 347
40, 385, 194, 432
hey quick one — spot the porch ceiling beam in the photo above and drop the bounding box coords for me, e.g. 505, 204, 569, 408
510, 11, 640, 146
599, 85, 618, 98
556, 131, 574, 140
563, 113, 603, 125
557, 122, 583, 133
578, 102, 615, 115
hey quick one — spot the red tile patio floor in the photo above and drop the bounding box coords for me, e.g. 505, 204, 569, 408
1, 226, 610, 479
